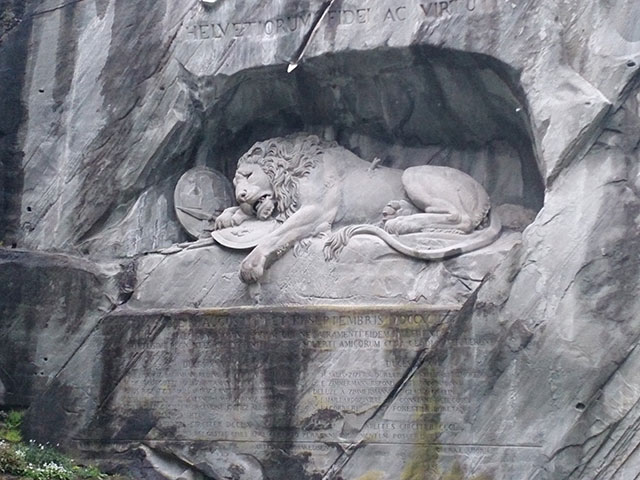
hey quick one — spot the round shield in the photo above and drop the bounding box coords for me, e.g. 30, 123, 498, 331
211, 218, 279, 250
174, 166, 235, 239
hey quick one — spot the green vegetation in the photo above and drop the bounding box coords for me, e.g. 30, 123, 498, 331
0, 411, 126, 480
1, 411, 23, 443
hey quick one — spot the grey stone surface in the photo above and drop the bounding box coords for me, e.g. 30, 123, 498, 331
27, 307, 540, 480
3, 0, 552, 256
131, 231, 520, 308
1, 0, 636, 257
439, 88, 640, 480
0, 248, 124, 406
0, 0, 638, 479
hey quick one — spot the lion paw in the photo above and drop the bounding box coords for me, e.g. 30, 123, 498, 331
214, 208, 238, 230
214, 207, 251, 230
240, 248, 266, 284
382, 200, 417, 222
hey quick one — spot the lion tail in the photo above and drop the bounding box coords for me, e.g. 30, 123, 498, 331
323, 211, 502, 261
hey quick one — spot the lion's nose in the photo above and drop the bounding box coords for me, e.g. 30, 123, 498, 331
237, 190, 248, 201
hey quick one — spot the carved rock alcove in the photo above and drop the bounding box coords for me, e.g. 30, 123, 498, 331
76, 45, 543, 264
195, 46, 542, 209
120, 45, 544, 308
21, 46, 549, 479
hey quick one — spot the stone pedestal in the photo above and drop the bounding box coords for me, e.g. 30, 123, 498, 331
28, 306, 541, 479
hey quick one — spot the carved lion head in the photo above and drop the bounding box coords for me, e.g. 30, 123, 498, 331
236, 134, 336, 221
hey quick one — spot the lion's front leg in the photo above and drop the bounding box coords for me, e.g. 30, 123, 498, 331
239, 204, 338, 284
214, 206, 252, 230
240, 246, 269, 284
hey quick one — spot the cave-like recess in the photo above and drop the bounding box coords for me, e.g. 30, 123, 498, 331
78, 45, 544, 257
190, 45, 543, 211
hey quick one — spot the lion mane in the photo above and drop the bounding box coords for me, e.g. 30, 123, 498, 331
237, 134, 336, 221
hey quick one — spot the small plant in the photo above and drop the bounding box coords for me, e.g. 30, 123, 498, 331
0, 439, 26, 474
0, 409, 24, 443
73, 464, 107, 479
0, 410, 121, 479
1, 8, 17, 36
25, 461, 74, 480
2, 426, 23, 443
22, 440, 74, 471
0, 439, 107, 479
6, 410, 23, 428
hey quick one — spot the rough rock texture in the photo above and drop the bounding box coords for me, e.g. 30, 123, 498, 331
440, 83, 640, 480
1, 1, 637, 255
130, 231, 521, 308
2, 0, 548, 256
0, 0, 639, 479
0, 249, 125, 406
28, 308, 463, 480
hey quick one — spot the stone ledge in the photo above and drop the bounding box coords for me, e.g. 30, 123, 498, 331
129, 231, 521, 309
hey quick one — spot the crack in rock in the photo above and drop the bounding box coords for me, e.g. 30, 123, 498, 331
321, 312, 453, 479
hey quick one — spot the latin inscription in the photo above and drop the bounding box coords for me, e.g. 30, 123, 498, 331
96, 310, 500, 444
82, 309, 540, 477
184, 2, 479, 41
419, 0, 477, 18
185, 8, 371, 41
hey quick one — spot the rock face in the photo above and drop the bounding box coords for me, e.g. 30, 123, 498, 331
0, 0, 639, 479
26, 306, 549, 479
0, 250, 126, 406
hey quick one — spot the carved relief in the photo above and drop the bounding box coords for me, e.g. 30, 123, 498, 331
210, 134, 501, 283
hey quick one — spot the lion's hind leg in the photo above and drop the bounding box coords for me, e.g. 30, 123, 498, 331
384, 211, 473, 235
389, 166, 477, 235
384, 187, 472, 235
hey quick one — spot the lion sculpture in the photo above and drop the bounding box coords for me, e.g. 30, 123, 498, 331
213, 134, 501, 284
